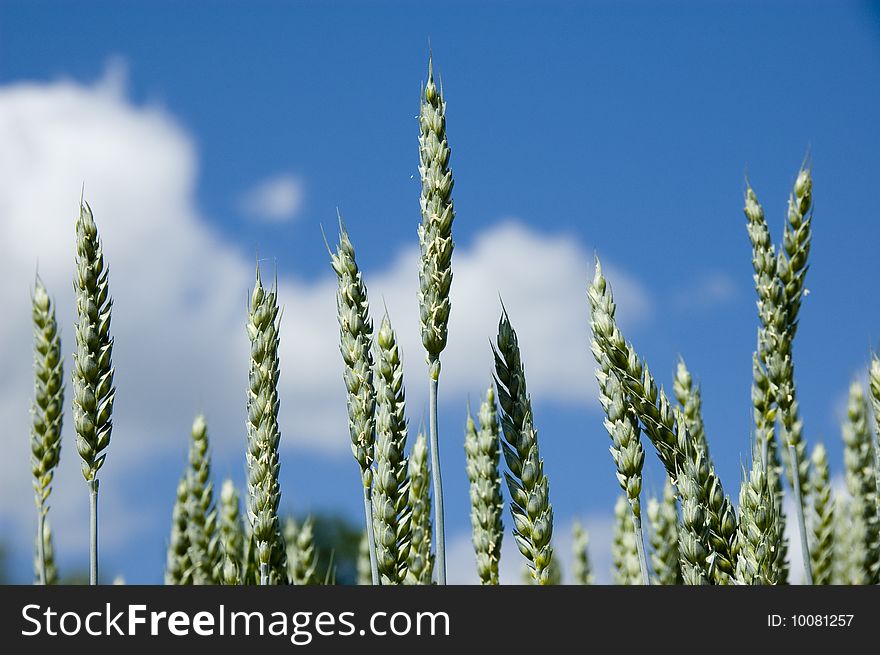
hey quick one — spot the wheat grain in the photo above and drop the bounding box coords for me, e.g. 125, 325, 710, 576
371, 314, 411, 584
464, 386, 504, 585
841, 381, 879, 584
72, 201, 116, 585
30, 278, 64, 585
418, 56, 455, 584
165, 475, 192, 585
246, 264, 287, 584
571, 521, 595, 585
406, 430, 434, 584
186, 414, 221, 584
493, 307, 554, 583
330, 218, 379, 584
808, 443, 834, 585
647, 480, 683, 585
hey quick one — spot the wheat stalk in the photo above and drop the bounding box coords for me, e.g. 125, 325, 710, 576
72, 200, 116, 586
330, 218, 379, 585
589, 260, 737, 583
418, 55, 455, 584
246, 264, 287, 585
218, 479, 244, 585
464, 386, 504, 585
285, 516, 319, 585
648, 480, 683, 585
493, 307, 554, 583
571, 521, 595, 585
842, 381, 879, 584
165, 475, 192, 585
808, 443, 834, 585
185, 414, 221, 584
371, 313, 411, 584
734, 441, 784, 585
406, 430, 434, 584
34, 517, 58, 585
612, 495, 642, 585
30, 278, 64, 585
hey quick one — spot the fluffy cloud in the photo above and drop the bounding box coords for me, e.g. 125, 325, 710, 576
238, 172, 305, 223
0, 69, 649, 571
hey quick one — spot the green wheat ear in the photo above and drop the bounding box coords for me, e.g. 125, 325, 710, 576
571, 521, 595, 585
371, 313, 412, 584
30, 277, 64, 585
648, 480, 683, 585
464, 386, 504, 585
165, 475, 192, 585
406, 430, 434, 584
285, 516, 319, 585
246, 264, 287, 585
186, 414, 221, 584
493, 307, 553, 583
808, 443, 834, 585
218, 479, 244, 585
612, 495, 641, 585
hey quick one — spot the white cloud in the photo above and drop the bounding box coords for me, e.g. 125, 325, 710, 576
238, 172, 304, 223
0, 69, 650, 571
672, 271, 737, 310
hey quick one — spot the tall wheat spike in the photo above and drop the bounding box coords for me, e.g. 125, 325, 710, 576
72, 201, 116, 585
464, 386, 504, 585
648, 480, 683, 585
572, 521, 595, 585
246, 265, 287, 584
30, 278, 64, 585
330, 219, 379, 584
842, 381, 879, 584
371, 314, 411, 584
165, 475, 192, 585
673, 358, 710, 463
493, 307, 554, 583
418, 55, 455, 583
406, 430, 434, 584
808, 443, 834, 585
186, 414, 221, 584
588, 260, 737, 583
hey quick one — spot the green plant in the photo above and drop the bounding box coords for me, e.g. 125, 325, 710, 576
33, 518, 58, 585
219, 479, 244, 585
72, 200, 116, 586
406, 430, 434, 584
464, 386, 504, 585
30, 278, 64, 586
418, 56, 455, 585
612, 495, 641, 585
357, 531, 372, 585
371, 314, 411, 584
808, 443, 834, 585
493, 308, 554, 584
285, 516, 319, 585
647, 481, 682, 585
571, 521, 594, 585
246, 265, 287, 585
673, 358, 709, 463
734, 442, 783, 585
165, 475, 192, 585
330, 219, 379, 585
186, 414, 221, 584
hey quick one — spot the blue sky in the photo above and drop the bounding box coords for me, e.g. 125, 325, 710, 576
1, 0, 879, 583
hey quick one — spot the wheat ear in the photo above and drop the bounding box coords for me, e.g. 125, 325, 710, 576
868, 356, 880, 549
673, 358, 710, 462
30, 278, 64, 585
186, 414, 221, 584
589, 260, 737, 582
330, 218, 379, 584
165, 475, 192, 585
648, 480, 683, 585
464, 386, 504, 585
72, 200, 115, 586
842, 381, 879, 584
572, 521, 595, 585
219, 479, 244, 585
808, 443, 834, 585
406, 430, 434, 584
246, 264, 287, 584
285, 516, 319, 585
493, 307, 554, 583
372, 314, 412, 584
418, 55, 455, 584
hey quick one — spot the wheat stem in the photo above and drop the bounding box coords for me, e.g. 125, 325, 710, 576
88, 479, 98, 584
428, 371, 445, 584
